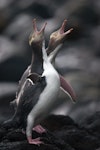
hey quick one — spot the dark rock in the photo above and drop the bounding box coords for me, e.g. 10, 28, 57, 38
41, 114, 77, 132
0, 122, 74, 150
55, 127, 100, 150
1, 114, 100, 150
0, 83, 17, 122
2, 129, 26, 142
80, 112, 100, 139
0, 127, 7, 140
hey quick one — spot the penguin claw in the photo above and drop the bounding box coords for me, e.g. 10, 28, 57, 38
32, 125, 46, 134
28, 137, 44, 145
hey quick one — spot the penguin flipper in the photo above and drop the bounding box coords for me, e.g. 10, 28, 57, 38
60, 75, 76, 103
27, 73, 42, 84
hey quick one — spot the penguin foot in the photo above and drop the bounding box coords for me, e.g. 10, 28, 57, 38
27, 137, 44, 145
32, 125, 46, 134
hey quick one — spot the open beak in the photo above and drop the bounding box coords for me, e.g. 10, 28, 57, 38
29, 19, 47, 50
47, 19, 73, 55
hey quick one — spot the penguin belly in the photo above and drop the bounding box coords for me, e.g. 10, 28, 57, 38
27, 69, 60, 126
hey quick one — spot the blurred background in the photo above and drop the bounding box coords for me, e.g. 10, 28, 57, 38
0, 0, 100, 123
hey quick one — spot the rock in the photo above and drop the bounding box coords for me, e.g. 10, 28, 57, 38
80, 112, 100, 139
0, 116, 75, 150
55, 127, 100, 150
41, 115, 77, 132
0, 114, 100, 150
0, 83, 17, 122
0, 36, 30, 82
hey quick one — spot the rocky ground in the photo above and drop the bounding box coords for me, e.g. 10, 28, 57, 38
0, 113, 100, 150
0, 0, 100, 149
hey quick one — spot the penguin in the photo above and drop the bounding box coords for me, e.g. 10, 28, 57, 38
3, 33, 60, 145
26, 40, 60, 144
16, 19, 47, 98
46, 19, 76, 102
10, 20, 47, 108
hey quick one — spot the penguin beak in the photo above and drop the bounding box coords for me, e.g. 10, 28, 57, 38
47, 19, 73, 55
29, 19, 47, 49
60, 75, 76, 102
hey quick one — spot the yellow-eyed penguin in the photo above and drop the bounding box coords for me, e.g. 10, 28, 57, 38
3, 31, 60, 145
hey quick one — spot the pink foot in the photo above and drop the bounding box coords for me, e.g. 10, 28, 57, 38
33, 125, 46, 134
28, 136, 44, 145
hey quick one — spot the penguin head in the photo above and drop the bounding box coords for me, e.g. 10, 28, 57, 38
47, 20, 73, 55
29, 19, 47, 55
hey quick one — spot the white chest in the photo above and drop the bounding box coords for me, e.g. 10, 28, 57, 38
36, 65, 60, 111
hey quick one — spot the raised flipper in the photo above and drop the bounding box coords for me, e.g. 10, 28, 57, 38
60, 75, 76, 103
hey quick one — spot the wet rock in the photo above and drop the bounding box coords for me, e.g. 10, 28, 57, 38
0, 114, 100, 150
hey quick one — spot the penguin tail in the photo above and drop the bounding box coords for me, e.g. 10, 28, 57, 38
1, 116, 20, 130
1, 119, 14, 130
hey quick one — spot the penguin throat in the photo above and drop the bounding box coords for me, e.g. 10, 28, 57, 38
31, 54, 43, 74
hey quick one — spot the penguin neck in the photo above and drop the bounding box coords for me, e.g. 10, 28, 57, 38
30, 51, 43, 74
48, 44, 62, 64
42, 41, 51, 71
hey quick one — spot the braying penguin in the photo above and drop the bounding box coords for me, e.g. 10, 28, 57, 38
16, 19, 47, 99
3, 23, 61, 145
